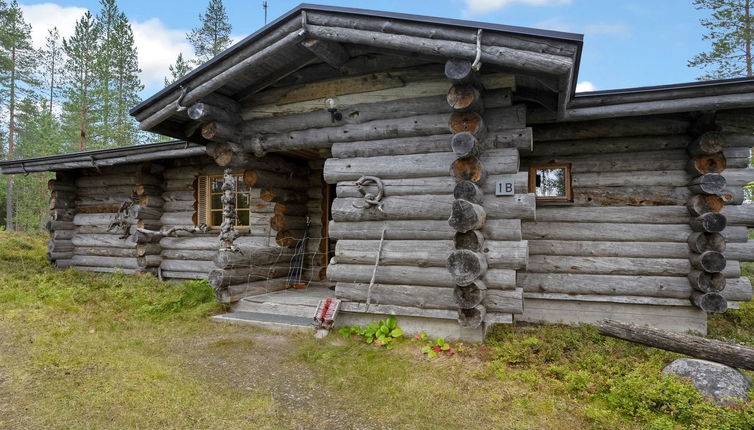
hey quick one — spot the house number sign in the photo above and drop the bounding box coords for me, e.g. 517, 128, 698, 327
495, 178, 515, 196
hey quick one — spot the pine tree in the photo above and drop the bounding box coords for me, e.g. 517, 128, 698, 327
109, 11, 143, 146
689, 0, 754, 79
0, 0, 38, 230
164, 52, 191, 86
62, 11, 100, 151
39, 27, 63, 119
187, 0, 232, 64
93, 0, 120, 148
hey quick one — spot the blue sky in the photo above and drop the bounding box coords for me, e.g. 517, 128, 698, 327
19, 0, 711, 98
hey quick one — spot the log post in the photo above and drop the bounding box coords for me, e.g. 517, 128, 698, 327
187, 102, 241, 124
686, 129, 730, 313
132, 163, 164, 274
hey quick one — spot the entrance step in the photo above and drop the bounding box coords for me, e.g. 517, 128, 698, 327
233, 287, 334, 318
211, 311, 314, 332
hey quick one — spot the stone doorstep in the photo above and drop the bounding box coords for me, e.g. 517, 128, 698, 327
211, 312, 315, 332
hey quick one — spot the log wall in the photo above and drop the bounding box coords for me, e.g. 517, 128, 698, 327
519, 113, 754, 332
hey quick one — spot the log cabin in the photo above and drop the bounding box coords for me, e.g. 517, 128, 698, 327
2, 4, 754, 340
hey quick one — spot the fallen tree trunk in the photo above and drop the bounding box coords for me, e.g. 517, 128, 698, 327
596, 319, 754, 371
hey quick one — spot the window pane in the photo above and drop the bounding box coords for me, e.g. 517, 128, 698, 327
211, 178, 223, 193
211, 211, 223, 226
237, 192, 250, 209
237, 210, 249, 226
237, 176, 249, 191
536, 168, 567, 197
211, 194, 222, 209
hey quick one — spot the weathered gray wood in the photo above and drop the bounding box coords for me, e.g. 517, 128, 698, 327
687, 194, 724, 217
687, 132, 726, 156
690, 212, 727, 233
160, 211, 194, 226
455, 280, 487, 309
324, 148, 518, 182
687, 232, 726, 253
72, 234, 135, 249
306, 25, 571, 75
720, 187, 745, 205
527, 255, 739, 277
334, 239, 527, 269
301, 39, 349, 69
159, 236, 219, 250
332, 194, 535, 222
524, 150, 689, 173
521, 273, 750, 301
689, 251, 727, 273
572, 170, 691, 188
161, 249, 216, 261
447, 249, 487, 285
688, 270, 726, 293
688, 173, 727, 195
726, 241, 754, 262
335, 282, 522, 314
458, 305, 486, 329
453, 181, 484, 204
161, 259, 215, 272
722, 167, 754, 186
454, 230, 485, 252
329, 219, 522, 241
327, 263, 516, 289
70, 255, 138, 269
691, 292, 728, 313
163, 200, 195, 212
243, 169, 310, 190
336, 173, 528, 198
597, 319, 754, 370
534, 206, 690, 224
523, 221, 748, 243
533, 117, 690, 142
162, 270, 208, 280
208, 266, 288, 288
529, 240, 688, 259
450, 156, 485, 183
306, 12, 578, 57
216, 278, 289, 303
532, 135, 689, 157
76, 173, 160, 188
449, 199, 486, 233
721, 204, 754, 226
444, 59, 477, 85
73, 213, 120, 226
450, 132, 480, 158
188, 102, 241, 124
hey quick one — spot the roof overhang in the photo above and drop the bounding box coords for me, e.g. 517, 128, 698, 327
130, 3, 583, 140
0, 141, 206, 174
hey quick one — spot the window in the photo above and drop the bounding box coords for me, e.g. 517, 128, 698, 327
196, 174, 251, 228
528, 163, 572, 202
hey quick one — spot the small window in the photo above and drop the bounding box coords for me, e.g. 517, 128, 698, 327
196, 174, 250, 229
528, 163, 572, 202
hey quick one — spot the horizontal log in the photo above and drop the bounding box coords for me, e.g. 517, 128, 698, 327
136, 243, 161, 256
72, 234, 135, 249
47, 251, 74, 261
327, 263, 516, 289
523, 149, 688, 173
187, 102, 241, 124
331, 194, 535, 222
51, 230, 75, 240
213, 247, 296, 269
161, 271, 208, 280
243, 170, 310, 190
329, 128, 532, 158
49, 240, 73, 252
75, 173, 161, 188
159, 236, 220, 250
259, 188, 308, 203
336, 173, 528, 198
722, 167, 754, 186
532, 135, 690, 157
160, 211, 194, 226
726, 241, 754, 262
137, 255, 162, 267
70, 255, 138, 269
160, 259, 215, 273
323, 148, 518, 182
572, 170, 691, 188
687, 194, 724, 217
719, 187, 745, 205
335, 282, 523, 313
208, 266, 288, 289
73, 266, 137, 275
721, 204, 754, 226
215, 278, 292, 303
569, 186, 692, 207
73, 213, 120, 226
270, 214, 309, 231
534, 206, 690, 224
533, 117, 690, 142
162, 190, 196, 202
526, 255, 739, 277
529, 240, 688, 258
306, 25, 572, 75
161, 249, 217, 261
329, 219, 522, 241
523, 221, 748, 243
163, 200, 195, 212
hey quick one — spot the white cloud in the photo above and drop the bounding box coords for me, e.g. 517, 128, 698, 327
20, 3, 87, 49
533, 18, 572, 32
131, 18, 195, 88
576, 81, 597, 92
464, 0, 571, 15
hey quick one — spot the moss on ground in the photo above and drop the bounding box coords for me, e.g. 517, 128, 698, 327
1, 231, 753, 429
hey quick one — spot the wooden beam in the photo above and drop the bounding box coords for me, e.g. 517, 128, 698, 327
301, 39, 350, 69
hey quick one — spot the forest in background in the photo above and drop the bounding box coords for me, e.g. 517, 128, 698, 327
0, 0, 232, 231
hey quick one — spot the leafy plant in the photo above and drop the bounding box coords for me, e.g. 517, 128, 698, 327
338, 317, 404, 349
420, 335, 455, 358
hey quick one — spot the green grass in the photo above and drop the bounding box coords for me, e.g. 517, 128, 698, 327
1, 231, 753, 429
